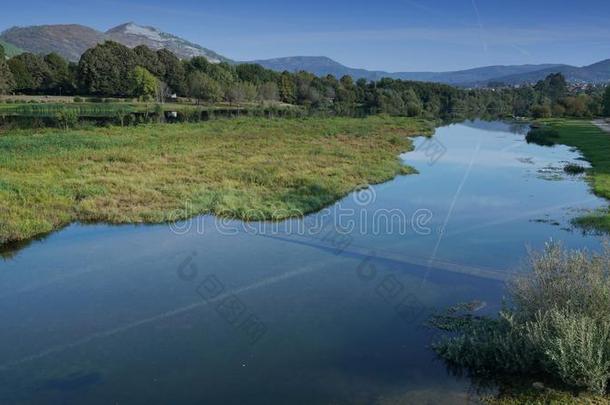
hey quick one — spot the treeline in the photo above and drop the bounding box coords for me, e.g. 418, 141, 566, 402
1, 41, 609, 119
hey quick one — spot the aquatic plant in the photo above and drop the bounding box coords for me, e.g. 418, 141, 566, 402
432, 242, 610, 395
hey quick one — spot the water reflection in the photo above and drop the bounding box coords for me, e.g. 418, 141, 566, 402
0, 120, 605, 404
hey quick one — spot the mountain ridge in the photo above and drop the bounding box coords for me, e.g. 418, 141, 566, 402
1, 22, 608, 86
0, 22, 230, 63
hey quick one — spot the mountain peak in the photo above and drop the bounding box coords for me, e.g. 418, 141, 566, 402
106, 22, 164, 41
105, 22, 229, 62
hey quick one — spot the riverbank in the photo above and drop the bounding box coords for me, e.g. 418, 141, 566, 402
0, 115, 434, 247
530, 119, 610, 232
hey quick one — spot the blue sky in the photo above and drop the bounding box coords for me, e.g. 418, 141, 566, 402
1, 0, 609, 72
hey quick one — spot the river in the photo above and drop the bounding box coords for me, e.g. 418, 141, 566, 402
0, 120, 606, 404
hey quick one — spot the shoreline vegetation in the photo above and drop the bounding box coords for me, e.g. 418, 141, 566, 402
432, 242, 610, 404
0, 115, 433, 248
526, 119, 610, 232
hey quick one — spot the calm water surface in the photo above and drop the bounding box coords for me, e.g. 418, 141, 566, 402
0, 120, 606, 404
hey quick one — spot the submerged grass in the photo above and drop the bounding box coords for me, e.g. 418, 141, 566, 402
527, 119, 610, 232
0, 115, 433, 246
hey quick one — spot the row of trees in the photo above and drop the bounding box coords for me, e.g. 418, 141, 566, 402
1, 41, 609, 119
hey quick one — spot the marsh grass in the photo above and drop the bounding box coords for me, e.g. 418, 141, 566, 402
526, 120, 610, 232
0, 115, 432, 246
432, 242, 610, 398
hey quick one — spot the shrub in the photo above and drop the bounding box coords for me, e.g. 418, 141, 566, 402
527, 308, 610, 393
563, 164, 586, 175
525, 127, 559, 146
54, 108, 79, 130
73, 96, 83, 103
432, 242, 610, 395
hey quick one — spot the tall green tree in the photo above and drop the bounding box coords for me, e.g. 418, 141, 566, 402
0, 44, 14, 94
534, 73, 568, 102
278, 72, 296, 103
603, 86, 610, 117
44, 52, 75, 95
7, 53, 50, 93
133, 45, 165, 78
187, 71, 222, 104
157, 48, 185, 95
131, 66, 159, 99
78, 41, 137, 97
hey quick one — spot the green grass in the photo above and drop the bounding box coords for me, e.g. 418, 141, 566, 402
529, 119, 610, 232
0, 115, 433, 246
485, 386, 609, 405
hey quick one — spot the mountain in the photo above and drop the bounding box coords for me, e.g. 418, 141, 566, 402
105, 22, 229, 62
0, 24, 103, 62
407, 64, 566, 86
0, 22, 229, 63
487, 59, 610, 85
1, 22, 608, 86
249, 56, 566, 86
248, 56, 393, 81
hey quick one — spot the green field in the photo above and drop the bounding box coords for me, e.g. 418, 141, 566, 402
0, 115, 433, 246
533, 119, 610, 232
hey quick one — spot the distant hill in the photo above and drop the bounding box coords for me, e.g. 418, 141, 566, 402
1, 24, 102, 62
247, 56, 393, 81
249, 56, 567, 86
0, 22, 229, 63
485, 59, 610, 85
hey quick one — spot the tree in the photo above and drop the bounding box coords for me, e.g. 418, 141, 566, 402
133, 45, 165, 78
404, 88, 423, 116
187, 71, 222, 104
236, 63, 278, 85
278, 72, 296, 103
0, 45, 14, 94
78, 41, 137, 97
131, 66, 159, 99
225, 81, 257, 104
44, 53, 75, 95
532, 104, 552, 119
603, 86, 610, 117
534, 73, 567, 102
7, 53, 51, 93
157, 49, 186, 95
257, 82, 279, 102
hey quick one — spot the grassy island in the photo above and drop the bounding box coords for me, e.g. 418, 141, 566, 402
0, 115, 433, 246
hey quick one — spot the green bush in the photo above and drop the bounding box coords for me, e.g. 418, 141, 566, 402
527, 308, 610, 393
563, 163, 586, 175
525, 127, 559, 146
54, 108, 79, 130
432, 242, 610, 395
